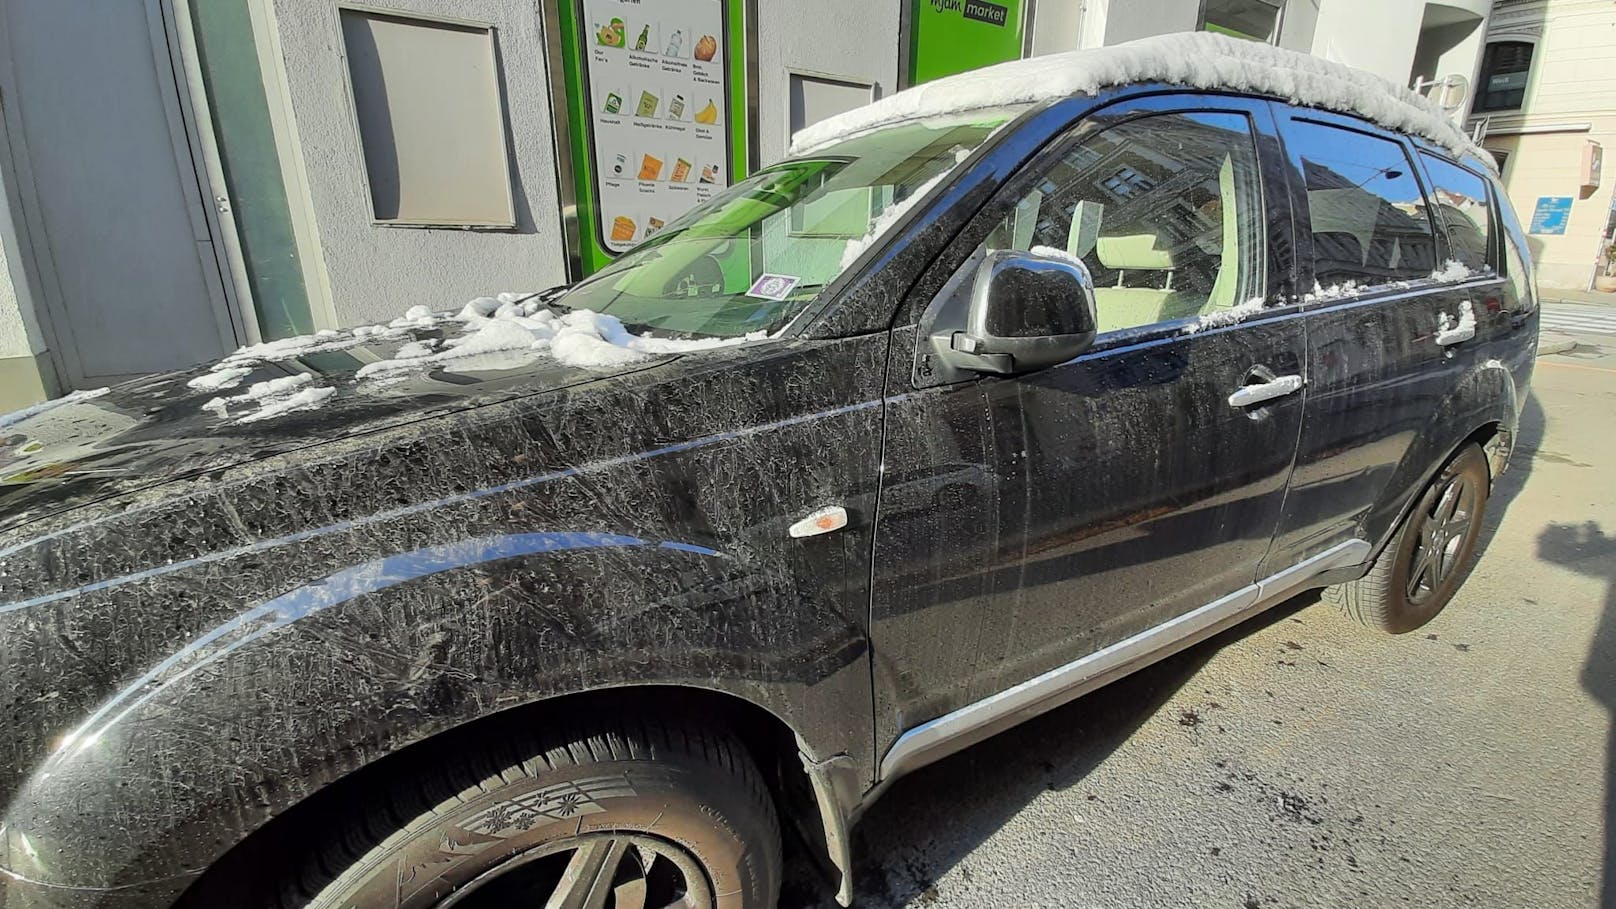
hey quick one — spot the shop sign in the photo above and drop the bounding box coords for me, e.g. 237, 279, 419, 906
908, 0, 1025, 85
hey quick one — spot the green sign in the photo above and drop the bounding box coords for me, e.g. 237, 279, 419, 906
556, 0, 750, 275
908, 0, 1026, 85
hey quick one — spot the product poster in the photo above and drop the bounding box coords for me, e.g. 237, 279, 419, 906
582, 0, 730, 252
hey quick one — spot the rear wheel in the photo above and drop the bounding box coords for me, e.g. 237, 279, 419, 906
279, 717, 781, 909
1325, 444, 1490, 633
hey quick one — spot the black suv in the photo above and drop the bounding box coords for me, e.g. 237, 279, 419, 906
0, 48, 1536, 909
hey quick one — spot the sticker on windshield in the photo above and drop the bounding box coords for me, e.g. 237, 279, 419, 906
746, 273, 801, 301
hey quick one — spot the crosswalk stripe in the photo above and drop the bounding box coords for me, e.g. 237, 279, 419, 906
1542, 316, 1615, 328
1541, 308, 1616, 323
1539, 309, 1616, 334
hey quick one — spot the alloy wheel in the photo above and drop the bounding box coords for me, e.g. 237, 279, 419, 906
438, 832, 714, 909
1405, 472, 1478, 605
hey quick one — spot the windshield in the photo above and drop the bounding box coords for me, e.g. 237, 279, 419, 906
558, 110, 1024, 338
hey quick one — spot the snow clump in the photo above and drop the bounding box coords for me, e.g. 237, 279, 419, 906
1184, 297, 1267, 334
1435, 300, 1476, 345
201, 373, 332, 423
1430, 260, 1473, 282
355, 302, 759, 379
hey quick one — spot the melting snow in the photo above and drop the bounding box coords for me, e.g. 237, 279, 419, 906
202, 374, 321, 423
1430, 260, 1473, 282
237, 386, 336, 424
356, 305, 759, 379
790, 32, 1491, 168
170, 285, 761, 424
185, 366, 253, 393
1184, 297, 1267, 334
1027, 245, 1088, 268
1436, 299, 1476, 344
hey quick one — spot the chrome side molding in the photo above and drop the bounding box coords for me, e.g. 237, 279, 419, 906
877, 539, 1371, 783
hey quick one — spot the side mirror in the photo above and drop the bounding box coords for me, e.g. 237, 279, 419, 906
933, 248, 1099, 375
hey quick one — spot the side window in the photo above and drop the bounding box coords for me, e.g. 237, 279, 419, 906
978, 112, 1265, 334
1419, 154, 1494, 273
1494, 185, 1537, 312
1286, 120, 1438, 291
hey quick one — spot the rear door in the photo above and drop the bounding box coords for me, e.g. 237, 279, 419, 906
1262, 111, 1508, 573
870, 95, 1306, 752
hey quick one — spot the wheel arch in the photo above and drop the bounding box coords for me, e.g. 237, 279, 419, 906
1362, 359, 1519, 562
175, 683, 859, 909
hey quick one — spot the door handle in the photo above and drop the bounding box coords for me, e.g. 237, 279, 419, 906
1435, 323, 1475, 346
1228, 374, 1304, 408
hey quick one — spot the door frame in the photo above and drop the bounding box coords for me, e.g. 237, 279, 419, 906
163, 0, 342, 340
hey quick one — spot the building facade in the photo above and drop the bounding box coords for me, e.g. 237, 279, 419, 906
0, 0, 1495, 411
1470, 0, 1615, 292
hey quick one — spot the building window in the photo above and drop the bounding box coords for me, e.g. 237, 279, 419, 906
1475, 40, 1533, 113
339, 10, 516, 227
1100, 166, 1155, 198
1200, 0, 1284, 44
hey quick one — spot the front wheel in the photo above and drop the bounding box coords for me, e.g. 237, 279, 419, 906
278, 717, 782, 909
1325, 444, 1490, 633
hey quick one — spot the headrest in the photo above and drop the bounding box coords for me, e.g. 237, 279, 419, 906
1096, 233, 1173, 270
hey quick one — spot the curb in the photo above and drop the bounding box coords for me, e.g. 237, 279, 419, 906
1538, 333, 1578, 356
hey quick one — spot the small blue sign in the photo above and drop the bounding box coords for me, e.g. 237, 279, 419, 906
1529, 196, 1573, 235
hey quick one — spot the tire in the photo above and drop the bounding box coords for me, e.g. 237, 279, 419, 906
280, 717, 782, 909
1324, 444, 1490, 634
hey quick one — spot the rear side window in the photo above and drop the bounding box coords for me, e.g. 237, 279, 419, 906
1287, 120, 1438, 290
1419, 154, 1494, 273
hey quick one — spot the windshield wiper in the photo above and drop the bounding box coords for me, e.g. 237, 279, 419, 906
514, 285, 573, 316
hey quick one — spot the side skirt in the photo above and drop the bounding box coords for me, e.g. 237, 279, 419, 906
873, 539, 1370, 786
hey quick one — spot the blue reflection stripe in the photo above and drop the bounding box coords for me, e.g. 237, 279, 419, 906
50, 531, 718, 763
1, 398, 880, 613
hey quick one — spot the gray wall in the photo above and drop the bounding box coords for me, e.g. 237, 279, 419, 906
1087, 0, 1200, 46
268, 0, 571, 326
756, 0, 902, 163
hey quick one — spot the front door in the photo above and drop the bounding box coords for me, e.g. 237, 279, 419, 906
869, 97, 1306, 760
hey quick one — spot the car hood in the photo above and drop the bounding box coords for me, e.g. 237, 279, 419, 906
0, 328, 676, 535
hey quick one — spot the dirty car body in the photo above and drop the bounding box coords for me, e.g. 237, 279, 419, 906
0, 79, 1536, 908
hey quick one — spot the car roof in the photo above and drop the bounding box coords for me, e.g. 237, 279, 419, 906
791, 31, 1491, 169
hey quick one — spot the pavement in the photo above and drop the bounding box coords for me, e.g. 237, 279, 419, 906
784, 316, 1616, 908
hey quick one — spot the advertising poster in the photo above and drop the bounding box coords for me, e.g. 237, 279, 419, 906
581, 0, 730, 253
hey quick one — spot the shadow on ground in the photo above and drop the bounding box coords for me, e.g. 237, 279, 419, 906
782, 394, 1552, 908
1537, 522, 1616, 907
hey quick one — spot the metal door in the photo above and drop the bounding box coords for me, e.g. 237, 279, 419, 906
0, 0, 240, 387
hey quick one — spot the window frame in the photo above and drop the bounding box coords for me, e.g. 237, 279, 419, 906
335, 5, 518, 230
1278, 110, 1450, 299
1415, 150, 1500, 275
1474, 39, 1536, 114
907, 92, 1295, 349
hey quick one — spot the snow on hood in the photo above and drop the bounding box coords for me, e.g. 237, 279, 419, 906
790, 32, 1490, 167
174, 291, 762, 424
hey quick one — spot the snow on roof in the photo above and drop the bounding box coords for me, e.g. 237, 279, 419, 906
790, 32, 1489, 167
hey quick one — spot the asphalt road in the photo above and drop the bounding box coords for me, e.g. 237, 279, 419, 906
788, 306, 1616, 908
